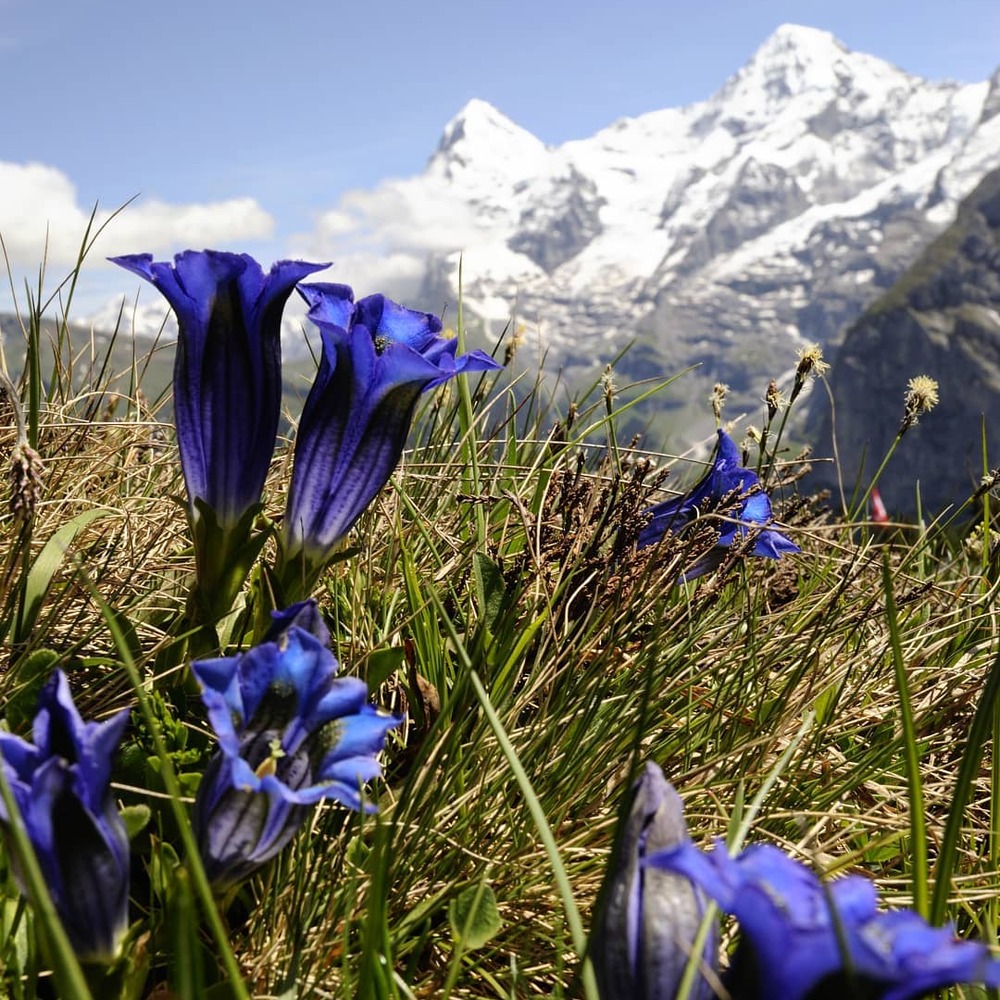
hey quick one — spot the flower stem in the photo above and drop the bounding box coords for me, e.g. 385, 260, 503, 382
78, 571, 251, 1000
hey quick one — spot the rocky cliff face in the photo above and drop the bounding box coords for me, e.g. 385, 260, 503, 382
804, 168, 1000, 515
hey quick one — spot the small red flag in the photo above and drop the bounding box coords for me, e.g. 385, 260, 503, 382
870, 487, 890, 524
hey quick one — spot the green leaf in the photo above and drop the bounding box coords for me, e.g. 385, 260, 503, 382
365, 647, 406, 689
4, 648, 60, 731
17, 508, 110, 642
473, 552, 507, 633
448, 881, 501, 950
120, 804, 151, 841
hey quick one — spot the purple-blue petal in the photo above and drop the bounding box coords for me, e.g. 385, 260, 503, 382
263, 599, 332, 647
283, 285, 502, 565
191, 616, 402, 888
298, 281, 356, 331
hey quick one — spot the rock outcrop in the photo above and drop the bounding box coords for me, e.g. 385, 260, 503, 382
805, 169, 1000, 515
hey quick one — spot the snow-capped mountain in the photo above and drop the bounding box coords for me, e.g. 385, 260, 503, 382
93, 24, 1000, 443
407, 24, 999, 425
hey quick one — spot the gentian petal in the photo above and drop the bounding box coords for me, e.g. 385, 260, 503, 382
263, 599, 331, 647
192, 616, 402, 889
281, 284, 502, 576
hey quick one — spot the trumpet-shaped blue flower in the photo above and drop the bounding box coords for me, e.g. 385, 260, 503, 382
111, 250, 327, 525
280, 284, 501, 584
638, 429, 799, 579
111, 250, 327, 620
192, 602, 401, 889
647, 839, 1000, 999
0, 671, 130, 962
592, 763, 717, 1000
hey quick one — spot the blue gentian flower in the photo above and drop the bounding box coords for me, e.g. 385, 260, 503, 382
192, 602, 401, 889
638, 429, 799, 579
0, 671, 130, 962
111, 251, 327, 621
646, 839, 1000, 999
279, 284, 501, 587
111, 251, 327, 527
592, 763, 717, 999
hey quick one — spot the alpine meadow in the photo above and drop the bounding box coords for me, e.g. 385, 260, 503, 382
0, 199, 997, 1000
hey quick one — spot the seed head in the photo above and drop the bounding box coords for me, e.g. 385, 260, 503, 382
765, 379, 786, 421
10, 442, 44, 521
791, 344, 829, 402
503, 323, 526, 366
602, 365, 617, 412
900, 375, 939, 434
710, 382, 730, 423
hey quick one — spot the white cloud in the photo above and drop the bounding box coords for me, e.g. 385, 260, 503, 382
0, 160, 275, 270
314, 178, 483, 254
289, 175, 489, 300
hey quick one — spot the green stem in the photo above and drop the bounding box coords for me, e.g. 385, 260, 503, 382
454, 256, 487, 546
79, 573, 252, 1000
882, 554, 928, 917
849, 433, 904, 522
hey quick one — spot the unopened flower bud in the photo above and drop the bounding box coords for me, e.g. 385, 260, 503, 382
592, 763, 717, 999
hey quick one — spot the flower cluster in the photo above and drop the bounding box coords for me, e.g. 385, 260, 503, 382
0, 610, 399, 960
0, 671, 130, 962
638, 429, 799, 579
192, 601, 402, 889
112, 250, 500, 614
593, 765, 1000, 1000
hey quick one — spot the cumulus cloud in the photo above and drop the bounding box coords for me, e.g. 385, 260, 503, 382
289, 175, 489, 300
0, 160, 274, 270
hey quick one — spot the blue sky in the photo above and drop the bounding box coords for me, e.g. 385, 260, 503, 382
0, 0, 997, 314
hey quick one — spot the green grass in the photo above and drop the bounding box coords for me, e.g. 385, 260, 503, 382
0, 244, 998, 999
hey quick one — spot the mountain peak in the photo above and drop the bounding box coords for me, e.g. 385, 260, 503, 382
713, 23, 905, 118
436, 99, 543, 157
430, 99, 547, 183
753, 23, 846, 62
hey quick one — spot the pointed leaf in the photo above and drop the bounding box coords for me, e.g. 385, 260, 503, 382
18, 509, 110, 642
365, 647, 406, 689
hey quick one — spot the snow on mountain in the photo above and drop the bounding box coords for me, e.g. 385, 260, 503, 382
403, 23, 1000, 424
93, 24, 1000, 436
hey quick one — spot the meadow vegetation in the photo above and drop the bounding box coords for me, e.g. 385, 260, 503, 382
0, 237, 998, 999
